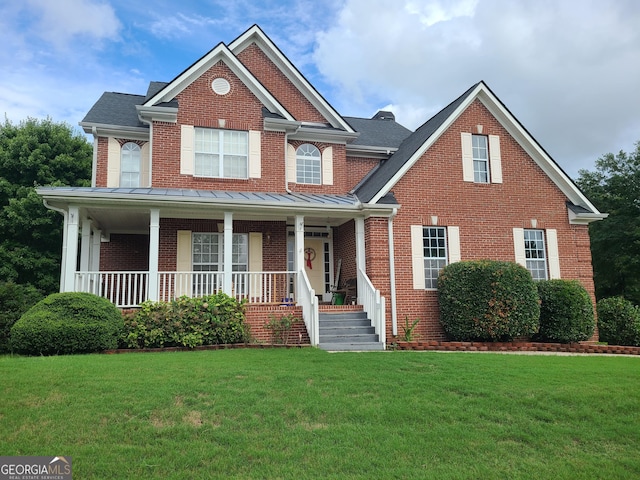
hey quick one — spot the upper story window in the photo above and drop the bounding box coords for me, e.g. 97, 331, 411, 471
296, 144, 321, 184
472, 135, 489, 183
194, 128, 248, 178
120, 142, 141, 187
523, 229, 547, 280
461, 132, 502, 184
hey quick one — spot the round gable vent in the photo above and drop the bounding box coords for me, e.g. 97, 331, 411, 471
211, 77, 231, 95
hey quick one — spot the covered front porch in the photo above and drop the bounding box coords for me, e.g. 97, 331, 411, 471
39, 187, 393, 347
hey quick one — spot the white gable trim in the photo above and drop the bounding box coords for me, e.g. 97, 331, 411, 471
143, 42, 293, 121
229, 25, 355, 133
369, 82, 601, 216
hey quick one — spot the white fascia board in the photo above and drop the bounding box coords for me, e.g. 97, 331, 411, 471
136, 105, 178, 123
263, 117, 301, 133
289, 126, 359, 144
229, 26, 355, 133
78, 122, 149, 141
474, 87, 602, 215
347, 145, 397, 159
369, 85, 482, 204
568, 210, 608, 225
143, 43, 294, 121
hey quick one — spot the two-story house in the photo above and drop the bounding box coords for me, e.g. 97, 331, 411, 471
38, 25, 606, 350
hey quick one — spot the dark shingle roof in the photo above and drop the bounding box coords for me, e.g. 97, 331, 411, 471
81, 92, 147, 128
145, 81, 169, 102
344, 114, 412, 149
354, 83, 480, 203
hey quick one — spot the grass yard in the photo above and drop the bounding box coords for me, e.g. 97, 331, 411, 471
1, 349, 639, 479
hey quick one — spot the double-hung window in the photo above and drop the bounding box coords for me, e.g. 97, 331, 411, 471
472, 135, 489, 183
523, 229, 547, 280
192, 233, 248, 294
194, 128, 248, 178
296, 144, 321, 184
120, 142, 141, 187
423, 227, 448, 289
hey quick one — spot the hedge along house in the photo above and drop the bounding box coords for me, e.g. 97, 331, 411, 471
38, 25, 606, 349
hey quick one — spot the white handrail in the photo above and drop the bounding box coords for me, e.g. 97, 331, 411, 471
297, 269, 319, 346
75, 271, 148, 308
357, 268, 386, 348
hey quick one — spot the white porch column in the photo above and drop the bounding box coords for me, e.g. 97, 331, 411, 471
355, 217, 366, 272
90, 227, 101, 271
58, 211, 69, 292
63, 206, 80, 292
355, 217, 366, 304
79, 218, 92, 272
148, 209, 160, 301
295, 215, 305, 272
223, 211, 233, 295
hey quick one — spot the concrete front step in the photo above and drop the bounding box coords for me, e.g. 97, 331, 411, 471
319, 342, 385, 351
318, 311, 384, 351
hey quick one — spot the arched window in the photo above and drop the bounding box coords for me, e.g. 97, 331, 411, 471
296, 144, 321, 184
120, 142, 141, 187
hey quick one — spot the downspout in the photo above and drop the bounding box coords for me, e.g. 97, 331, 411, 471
388, 207, 398, 336
284, 131, 293, 194
43, 199, 68, 292
138, 117, 153, 187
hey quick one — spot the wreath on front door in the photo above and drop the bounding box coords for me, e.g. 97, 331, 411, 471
304, 247, 316, 269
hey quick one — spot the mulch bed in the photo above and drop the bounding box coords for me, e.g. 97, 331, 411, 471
394, 340, 640, 355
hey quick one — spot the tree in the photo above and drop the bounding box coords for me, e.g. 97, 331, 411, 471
576, 141, 640, 305
0, 118, 92, 293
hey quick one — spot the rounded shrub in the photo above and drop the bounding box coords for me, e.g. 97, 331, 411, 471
536, 280, 594, 343
438, 260, 540, 341
10, 292, 124, 355
596, 297, 640, 346
0, 282, 44, 353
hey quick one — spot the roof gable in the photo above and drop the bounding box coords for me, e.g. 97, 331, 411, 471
355, 81, 601, 215
229, 25, 355, 133
143, 41, 293, 121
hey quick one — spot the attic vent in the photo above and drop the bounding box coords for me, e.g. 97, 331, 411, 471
212, 78, 231, 95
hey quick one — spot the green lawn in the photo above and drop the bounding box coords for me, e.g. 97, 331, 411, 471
1, 349, 639, 479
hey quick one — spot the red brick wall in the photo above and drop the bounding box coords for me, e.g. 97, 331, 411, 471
158, 218, 288, 271
345, 156, 380, 191
366, 99, 596, 342
100, 234, 149, 271
333, 220, 357, 285
245, 305, 309, 344
237, 44, 326, 123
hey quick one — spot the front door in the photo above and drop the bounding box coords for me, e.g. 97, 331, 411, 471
304, 238, 325, 296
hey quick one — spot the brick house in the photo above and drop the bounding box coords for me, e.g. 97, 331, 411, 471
38, 25, 605, 349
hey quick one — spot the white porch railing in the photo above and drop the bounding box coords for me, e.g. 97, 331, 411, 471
357, 268, 386, 348
76, 271, 296, 307
297, 269, 319, 346
75, 271, 149, 308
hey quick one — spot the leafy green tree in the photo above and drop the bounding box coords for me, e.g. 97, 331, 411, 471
576, 141, 640, 305
0, 118, 92, 293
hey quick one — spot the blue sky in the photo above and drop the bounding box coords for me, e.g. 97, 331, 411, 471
1, 0, 639, 178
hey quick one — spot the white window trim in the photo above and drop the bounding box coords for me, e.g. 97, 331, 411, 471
513, 228, 560, 280
120, 142, 141, 188
296, 143, 322, 185
411, 225, 460, 290
193, 128, 249, 179
461, 132, 503, 184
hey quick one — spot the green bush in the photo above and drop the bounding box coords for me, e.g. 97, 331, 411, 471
0, 282, 44, 353
438, 260, 540, 341
596, 297, 640, 346
121, 293, 249, 349
536, 280, 595, 343
10, 292, 124, 355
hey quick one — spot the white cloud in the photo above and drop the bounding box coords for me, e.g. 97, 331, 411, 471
25, 0, 121, 47
314, 0, 640, 175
